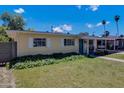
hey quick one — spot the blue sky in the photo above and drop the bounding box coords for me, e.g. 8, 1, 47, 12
0, 5, 124, 36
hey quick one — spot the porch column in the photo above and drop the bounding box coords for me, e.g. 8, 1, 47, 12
122, 40, 124, 49
87, 39, 89, 55
114, 40, 116, 50
94, 39, 97, 52
105, 40, 107, 50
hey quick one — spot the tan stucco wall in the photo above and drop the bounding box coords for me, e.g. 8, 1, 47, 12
7, 31, 79, 57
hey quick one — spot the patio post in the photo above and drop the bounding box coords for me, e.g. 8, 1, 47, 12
94, 39, 97, 53
114, 39, 116, 50
87, 39, 89, 55
105, 40, 107, 50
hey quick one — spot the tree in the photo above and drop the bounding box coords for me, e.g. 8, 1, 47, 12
8, 15, 25, 30
114, 15, 120, 36
0, 12, 25, 30
120, 34, 124, 37
102, 31, 110, 37
0, 26, 12, 42
0, 12, 11, 27
102, 20, 106, 32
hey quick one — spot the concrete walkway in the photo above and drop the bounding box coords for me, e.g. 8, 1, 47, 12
98, 56, 124, 63
0, 67, 15, 88
116, 51, 124, 54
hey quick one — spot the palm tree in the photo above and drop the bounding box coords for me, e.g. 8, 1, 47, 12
102, 31, 110, 37
114, 15, 120, 36
102, 20, 106, 32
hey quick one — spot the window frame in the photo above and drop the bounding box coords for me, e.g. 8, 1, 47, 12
33, 38, 46, 47
64, 39, 75, 46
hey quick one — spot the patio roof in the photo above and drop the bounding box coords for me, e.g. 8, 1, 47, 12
80, 36, 119, 40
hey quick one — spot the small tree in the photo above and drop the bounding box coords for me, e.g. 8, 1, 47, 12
0, 26, 12, 42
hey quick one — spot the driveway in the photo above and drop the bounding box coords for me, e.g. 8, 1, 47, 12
0, 67, 15, 88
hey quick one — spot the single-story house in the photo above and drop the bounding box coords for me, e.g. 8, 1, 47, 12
7, 30, 79, 57
6, 30, 124, 57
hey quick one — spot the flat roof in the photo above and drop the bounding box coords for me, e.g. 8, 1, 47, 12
6, 30, 124, 40
6, 30, 79, 37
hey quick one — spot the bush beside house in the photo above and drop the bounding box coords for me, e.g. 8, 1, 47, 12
10, 53, 84, 69
0, 26, 12, 42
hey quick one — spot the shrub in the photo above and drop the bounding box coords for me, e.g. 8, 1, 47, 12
0, 26, 12, 42
5, 62, 11, 69
13, 63, 27, 69
11, 52, 81, 69
13, 59, 56, 69
95, 50, 105, 56
42, 59, 55, 65
95, 50, 109, 56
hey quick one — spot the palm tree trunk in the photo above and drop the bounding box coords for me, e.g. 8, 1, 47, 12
116, 22, 119, 37
103, 25, 106, 32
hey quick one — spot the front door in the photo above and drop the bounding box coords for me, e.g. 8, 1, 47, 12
79, 39, 83, 54
89, 40, 94, 54
83, 40, 87, 54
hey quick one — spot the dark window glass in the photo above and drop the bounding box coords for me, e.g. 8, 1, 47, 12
33, 38, 46, 47
64, 39, 75, 46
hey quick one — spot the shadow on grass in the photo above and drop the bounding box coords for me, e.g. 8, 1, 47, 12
84, 55, 96, 58
84, 51, 117, 58
90, 50, 120, 58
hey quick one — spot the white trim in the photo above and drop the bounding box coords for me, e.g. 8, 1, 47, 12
61, 38, 64, 48
75, 39, 78, 46
47, 38, 51, 48
28, 37, 33, 48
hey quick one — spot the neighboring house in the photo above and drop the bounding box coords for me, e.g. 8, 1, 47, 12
7, 30, 79, 57
6, 30, 124, 57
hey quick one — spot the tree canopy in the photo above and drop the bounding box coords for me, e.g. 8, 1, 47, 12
0, 12, 25, 30
0, 12, 25, 42
102, 31, 110, 37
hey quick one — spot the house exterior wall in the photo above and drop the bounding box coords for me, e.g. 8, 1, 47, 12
7, 31, 79, 57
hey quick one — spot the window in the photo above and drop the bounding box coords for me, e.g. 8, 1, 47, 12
33, 38, 46, 47
64, 39, 75, 46
97, 40, 105, 49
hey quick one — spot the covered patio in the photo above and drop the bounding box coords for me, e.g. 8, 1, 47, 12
79, 36, 124, 55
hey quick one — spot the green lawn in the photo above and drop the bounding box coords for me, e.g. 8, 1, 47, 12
13, 55, 124, 88
106, 53, 124, 60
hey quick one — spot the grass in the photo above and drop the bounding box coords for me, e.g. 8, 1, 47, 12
13, 55, 124, 88
106, 53, 124, 60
